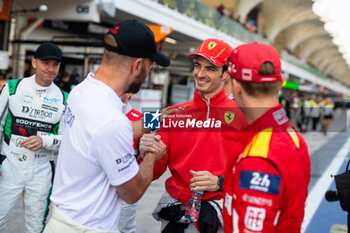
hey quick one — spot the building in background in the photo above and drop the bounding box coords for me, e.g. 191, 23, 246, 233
0, 0, 350, 109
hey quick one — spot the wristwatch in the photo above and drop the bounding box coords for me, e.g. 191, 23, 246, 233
217, 175, 224, 191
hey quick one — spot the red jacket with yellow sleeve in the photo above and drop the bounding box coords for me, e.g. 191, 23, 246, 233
223, 105, 310, 233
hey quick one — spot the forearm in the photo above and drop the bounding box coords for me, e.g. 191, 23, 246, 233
117, 152, 158, 204
137, 152, 158, 189
40, 133, 62, 151
118, 133, 166, 203
41, 118, 64, 150
152, 158, 167, 180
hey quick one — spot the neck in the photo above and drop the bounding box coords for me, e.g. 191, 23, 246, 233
198, 87, 223, 101
241, 96, 279, 124
199, 92, 214, 101
225, 80, 234, 97
94, 64, 128, 97
34, 76, 51, 87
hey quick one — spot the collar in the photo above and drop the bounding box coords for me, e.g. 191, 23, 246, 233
247, 104, 289, 131
192, 88, 230, 107
87, 72, 124, 111
30, 74, 51, 95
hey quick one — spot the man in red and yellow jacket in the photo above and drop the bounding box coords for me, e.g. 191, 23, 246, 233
223, 42, 310, 232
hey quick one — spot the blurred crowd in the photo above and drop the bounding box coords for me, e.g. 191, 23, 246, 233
216, 4, 258, 33
53, 69, 82, 93
279, 91, 337, 136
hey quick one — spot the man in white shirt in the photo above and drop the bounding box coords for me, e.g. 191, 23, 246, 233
44, 19, 170, 233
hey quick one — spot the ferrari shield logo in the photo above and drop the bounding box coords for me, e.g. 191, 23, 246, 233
224, 112, 235, 124
208, 42, 217, 50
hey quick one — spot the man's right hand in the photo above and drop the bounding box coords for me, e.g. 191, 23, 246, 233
0, 167, 2, 176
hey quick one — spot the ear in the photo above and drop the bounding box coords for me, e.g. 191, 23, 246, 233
121, 92, 133, 104
130, 58, 143, 76
233, 79, 241, 96
31, 58, 37, 69
125, 93, 132, 102
221, 71, 230, 82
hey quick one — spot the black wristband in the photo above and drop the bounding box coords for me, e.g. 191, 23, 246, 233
217, 175, 224, 191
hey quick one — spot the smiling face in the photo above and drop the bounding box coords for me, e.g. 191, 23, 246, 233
193, 56, 225, 99
32, 58, 61, 87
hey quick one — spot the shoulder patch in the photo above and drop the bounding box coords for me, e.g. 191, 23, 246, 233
287, 126, 300, 148
243, 128, 272, 159
272, 108, 288, 125
239, 170, 281, 195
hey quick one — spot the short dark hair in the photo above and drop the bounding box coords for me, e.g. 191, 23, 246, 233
238, 62, 281, 96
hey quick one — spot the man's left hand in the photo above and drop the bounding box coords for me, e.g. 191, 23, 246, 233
189, 170, 220, 192
19, 136, 43, 151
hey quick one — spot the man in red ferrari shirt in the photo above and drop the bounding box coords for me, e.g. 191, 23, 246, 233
140, 39, 247, 232
222, 42, 310, 232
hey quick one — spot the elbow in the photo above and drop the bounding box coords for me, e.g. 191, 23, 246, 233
124, 197, 138, 205
122, 190, 143, 204
117, 183, 144, 204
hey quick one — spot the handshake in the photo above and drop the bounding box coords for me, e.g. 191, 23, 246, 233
139, 134, 166, 162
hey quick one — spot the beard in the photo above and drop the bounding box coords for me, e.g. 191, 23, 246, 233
125, 62, 148, 94
126, 80, 143, 94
